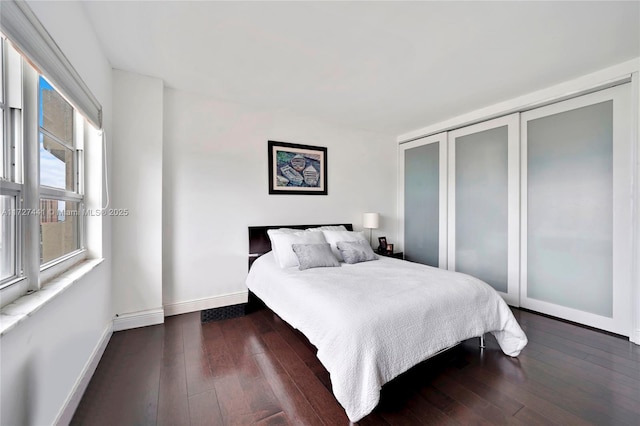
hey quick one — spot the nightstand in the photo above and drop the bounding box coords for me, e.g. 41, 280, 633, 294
377, 251, 404, 260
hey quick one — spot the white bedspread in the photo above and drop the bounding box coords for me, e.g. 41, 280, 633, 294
246, 252, 527, 422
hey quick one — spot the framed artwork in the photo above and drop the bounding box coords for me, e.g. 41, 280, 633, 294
377, 237, 387, 253
268, 141, 327, 195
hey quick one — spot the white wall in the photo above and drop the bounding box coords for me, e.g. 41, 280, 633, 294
1, 1, 113, 425
162, 88, 396, 314
0, 267, 111, 426
111, 70, 163, 321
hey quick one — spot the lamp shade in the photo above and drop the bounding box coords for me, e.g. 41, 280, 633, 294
363, 212, 380, 229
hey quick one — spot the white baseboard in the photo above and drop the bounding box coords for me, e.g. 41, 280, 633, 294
55, 322, 113, 426
112, 307, 164, 332
164, 291, 248, 317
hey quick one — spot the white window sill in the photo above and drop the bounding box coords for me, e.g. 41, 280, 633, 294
0, 258, 104, 336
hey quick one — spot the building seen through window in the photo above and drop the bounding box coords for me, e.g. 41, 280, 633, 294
38, 76, 82, 264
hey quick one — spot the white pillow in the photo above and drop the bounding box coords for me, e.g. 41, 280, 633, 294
321, 230, 367, 261
306, 225, 347, 232
267, 227, 300, 234
266, 228, 302, 265
267, 230, 328, 268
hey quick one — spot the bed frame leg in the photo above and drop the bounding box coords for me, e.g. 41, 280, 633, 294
479, 335, 486, 349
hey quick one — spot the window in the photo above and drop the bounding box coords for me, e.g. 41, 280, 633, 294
0, 36, 88, 302
0, 195, 16, 282
0, 36, 20, 289
1, 41, 7, 281
1, 37, 4, 177
38, 76, 83, 265
0, 2, 102, 307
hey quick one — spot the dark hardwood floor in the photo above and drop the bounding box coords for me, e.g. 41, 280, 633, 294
71, 307, 640, 425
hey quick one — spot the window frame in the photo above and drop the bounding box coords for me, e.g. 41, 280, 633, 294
37, 77, 86, 280
0, 36, 23, 291
0, 37, 87, 302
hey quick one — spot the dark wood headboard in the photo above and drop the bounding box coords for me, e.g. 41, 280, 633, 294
248, 223, 353, 269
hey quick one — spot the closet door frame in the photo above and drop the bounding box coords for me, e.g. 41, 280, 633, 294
398, 132, 448, 268
520, 84, 633, 335
447, 113, 520, 306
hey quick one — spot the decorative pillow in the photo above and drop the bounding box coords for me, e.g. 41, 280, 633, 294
321, 230, 367, 261
267, 230, 328, 268
291, 243, 340, 271
336, 240, 378, 264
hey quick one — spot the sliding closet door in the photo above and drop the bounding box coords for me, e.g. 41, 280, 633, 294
521, 85, 632, 335
400, 133, 447, 268
448, 114, 520, 306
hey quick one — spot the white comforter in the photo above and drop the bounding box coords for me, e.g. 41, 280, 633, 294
246, 252, 527, 422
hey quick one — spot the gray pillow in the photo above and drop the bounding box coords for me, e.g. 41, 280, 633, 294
291, 243, 340, 271
336, 240, 378, 264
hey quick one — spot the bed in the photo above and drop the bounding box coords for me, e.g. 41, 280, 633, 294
246, 224, 527, 423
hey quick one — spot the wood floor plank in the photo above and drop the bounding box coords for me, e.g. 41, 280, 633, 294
523, 344, 640, 419
462, 350, 607, 425
162, 315, 185, 357
254, 411, 291, 426
523, 328, 591, 360
524, 325, 640, 375
513, 407, 559, 426
430, 374, 526, 425
402, 392, 457, 426
584, 353, 640, 379
258, 329, 351, 424
253, 352, 325, 425
514, 349, 640, 424
519, 311, 640, 361
188, 389, 224, 426
221, 317, 283, 422
184, 345, 216, 397
420, 385, 494, 425
182, 312, 207, 350
257, 309, 335, 392
524, 339, 640, 397
232, 315, 270, 355
442, 366, 524, 416
157, 350, 189, 426
72, 326, 164, 426
201, 320, 236, 378
357, 412, 391, 425
452, 354, 591, 426
377, 408, 425, 425
211, 374, 255, 425
262, 310, 318, 364
202, 321, 255, 425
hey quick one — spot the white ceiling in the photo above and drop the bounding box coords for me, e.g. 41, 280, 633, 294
80, 1, 639, 135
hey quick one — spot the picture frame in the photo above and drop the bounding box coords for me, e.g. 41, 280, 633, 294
268, 141, 327, 195
377, 236, 387, 252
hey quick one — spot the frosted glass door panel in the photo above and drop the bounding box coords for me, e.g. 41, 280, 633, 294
521, 84, 632, 336
455, 126, 508, 292
405, 143, 439, 266
527, 101, 613, 317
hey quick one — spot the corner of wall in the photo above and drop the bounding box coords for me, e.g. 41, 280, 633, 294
111, 70, 164, 317
112, 308, 165, 332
